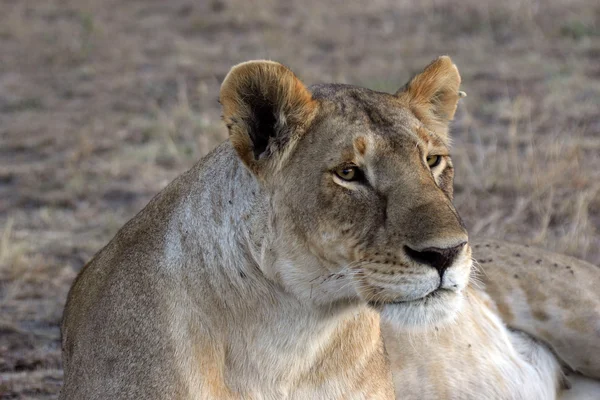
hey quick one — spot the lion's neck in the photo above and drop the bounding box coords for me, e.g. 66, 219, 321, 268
222, 294, 371, 393
159, 143, 390, 396
381, 287, 563, 400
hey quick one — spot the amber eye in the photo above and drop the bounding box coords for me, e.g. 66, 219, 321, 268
335, 165, 359, 181
426, 155, 442, 168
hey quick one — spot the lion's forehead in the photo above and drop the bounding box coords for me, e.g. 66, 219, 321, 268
307, 84, 441, 152
312, 84, 401, 118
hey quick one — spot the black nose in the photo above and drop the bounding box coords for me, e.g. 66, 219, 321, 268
404, 242, 467, 278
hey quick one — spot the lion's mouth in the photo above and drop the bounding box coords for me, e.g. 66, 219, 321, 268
367, 288, 454, 308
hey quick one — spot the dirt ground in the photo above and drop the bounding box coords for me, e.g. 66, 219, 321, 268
0, 0, 598, 398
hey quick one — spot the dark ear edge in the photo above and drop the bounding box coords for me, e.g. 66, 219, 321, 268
396, 56, 462, 140
220, 60, 316, 174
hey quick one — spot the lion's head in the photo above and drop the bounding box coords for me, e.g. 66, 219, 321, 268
220, 56, 471, 327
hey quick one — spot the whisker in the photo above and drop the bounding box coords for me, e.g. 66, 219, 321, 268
471, 257, 487, 276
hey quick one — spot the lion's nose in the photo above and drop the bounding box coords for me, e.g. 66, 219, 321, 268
404, 242, 467, 278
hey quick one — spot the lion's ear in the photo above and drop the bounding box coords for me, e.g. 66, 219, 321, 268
396, 56, 462, 140
220, 60, 316, 174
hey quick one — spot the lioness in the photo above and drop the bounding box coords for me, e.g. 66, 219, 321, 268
61, 57, 598, 400
61, 57, 472, 399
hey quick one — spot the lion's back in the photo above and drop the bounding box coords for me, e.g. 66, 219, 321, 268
474, 238, 600, 378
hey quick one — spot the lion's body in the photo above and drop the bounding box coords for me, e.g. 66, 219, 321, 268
475, 239, 600, 379
60, 58, 599, 400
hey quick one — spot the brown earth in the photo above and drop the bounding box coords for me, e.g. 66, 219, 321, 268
0, 0, 598, 398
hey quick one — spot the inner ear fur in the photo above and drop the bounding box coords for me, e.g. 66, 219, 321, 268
220, 60, 316, 174
396, 56, 462, 140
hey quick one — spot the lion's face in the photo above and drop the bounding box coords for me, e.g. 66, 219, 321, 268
220, 57, 471, 326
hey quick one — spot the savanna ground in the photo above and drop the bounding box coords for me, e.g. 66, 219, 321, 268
0, 0, 598, 398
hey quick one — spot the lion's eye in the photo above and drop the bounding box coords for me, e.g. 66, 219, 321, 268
427, 155, 441, 168
335, 166, 360, 181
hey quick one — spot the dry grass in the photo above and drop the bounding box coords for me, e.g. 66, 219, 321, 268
0, 0, 598, 397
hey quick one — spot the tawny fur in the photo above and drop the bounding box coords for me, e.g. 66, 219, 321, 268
61, 57, 469, 399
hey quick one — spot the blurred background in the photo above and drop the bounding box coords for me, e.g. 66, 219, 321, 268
0, 0, 598, 397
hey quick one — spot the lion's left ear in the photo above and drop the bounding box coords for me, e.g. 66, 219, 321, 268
396, 56, 462, 139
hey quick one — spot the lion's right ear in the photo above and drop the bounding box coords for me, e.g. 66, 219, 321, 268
220, 61, 316, 174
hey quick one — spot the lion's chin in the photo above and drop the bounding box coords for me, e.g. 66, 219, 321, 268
374, 289, 464, 329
